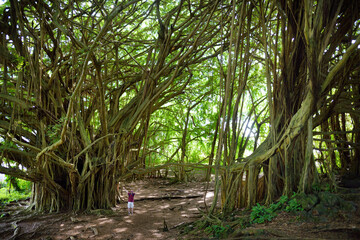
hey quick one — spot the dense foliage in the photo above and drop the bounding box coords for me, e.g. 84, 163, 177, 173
0, 178, 31, 204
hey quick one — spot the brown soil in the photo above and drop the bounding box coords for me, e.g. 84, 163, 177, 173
237, 210, 360, 239
1, 178, 360, 240
0, 179, 214, 240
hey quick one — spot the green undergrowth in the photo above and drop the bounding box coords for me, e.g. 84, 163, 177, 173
204, 224, 233, 238
0, 179, 32, 207
182, 190, 358, 239
0, 188, 31, 205
183, 193, 304, 239
250, 193, 303, 224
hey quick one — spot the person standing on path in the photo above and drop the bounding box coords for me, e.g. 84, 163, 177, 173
124, 187, 136, 215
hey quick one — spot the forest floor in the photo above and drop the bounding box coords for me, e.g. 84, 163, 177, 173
0, 177, 360, 239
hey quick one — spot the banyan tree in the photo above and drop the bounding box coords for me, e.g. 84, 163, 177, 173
213, 0, 360, 213
0, 0, 227, 211
0, 0, 359, 214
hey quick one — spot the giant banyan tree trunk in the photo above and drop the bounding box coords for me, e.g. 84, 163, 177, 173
0, 0, 224, 212
211, 0, 360, 213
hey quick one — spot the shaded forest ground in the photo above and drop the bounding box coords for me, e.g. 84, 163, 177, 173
1, 177, 360, 239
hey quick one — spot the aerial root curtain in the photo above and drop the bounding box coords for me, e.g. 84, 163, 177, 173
211, 0, 360, 211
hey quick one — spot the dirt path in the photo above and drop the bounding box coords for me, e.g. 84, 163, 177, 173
0, 179, 214, 240
1, 179, 360, 239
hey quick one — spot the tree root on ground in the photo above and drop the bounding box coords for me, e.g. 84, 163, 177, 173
136, 194, 203, 202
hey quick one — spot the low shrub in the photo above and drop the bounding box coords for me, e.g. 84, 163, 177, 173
285, 197, 303, 213
205, 224, 233, 238
251, 203, 276, 224
250, 193, 304, 224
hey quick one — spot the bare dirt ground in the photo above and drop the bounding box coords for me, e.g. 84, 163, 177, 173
1, 178, 360, 240
0, 179, 215, 240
